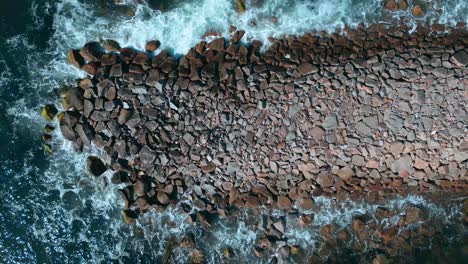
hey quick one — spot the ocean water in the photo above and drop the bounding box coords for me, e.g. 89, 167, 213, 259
0, 0, 466, 263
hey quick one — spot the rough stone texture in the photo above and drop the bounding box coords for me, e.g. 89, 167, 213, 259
57, 25, 467, 221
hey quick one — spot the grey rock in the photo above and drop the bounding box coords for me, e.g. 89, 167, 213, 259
126, 113, 141, 128
388, 68, 402, 79
398, 87, 411, 100
139, 146, 156, 164
352, 155, 366, 167
114, 140, 127, 157
386, 113, 404, 132
90, 111, 110, 122
323, 114, 338, 130
391, 154, 413, 173
421, 117, 433, 131
144, 121, 158, 132
104, 101, 115, 112
406, 130, 416, 142
142, 107, 158, 118
183, 133, 195, 145
83, 100, 94, 118
60, 123, 77, 141
107, 120, 121, 138
432, 67, 448, 78
355, 121, 371, 135
131, 86, 148, 94
362, 115, 378, 129
159, 154, 169, 166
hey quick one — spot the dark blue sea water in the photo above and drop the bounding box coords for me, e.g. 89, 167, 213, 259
0, 0, 466, 263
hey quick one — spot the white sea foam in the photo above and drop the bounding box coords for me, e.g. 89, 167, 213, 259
48, 0, 468, 57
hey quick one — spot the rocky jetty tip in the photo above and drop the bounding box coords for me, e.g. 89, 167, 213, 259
43, 23, 467, 233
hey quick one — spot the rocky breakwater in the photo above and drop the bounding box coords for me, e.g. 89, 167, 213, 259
52, 24, 468, 225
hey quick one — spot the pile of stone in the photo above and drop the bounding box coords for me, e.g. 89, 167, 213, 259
53, 23, 467, 223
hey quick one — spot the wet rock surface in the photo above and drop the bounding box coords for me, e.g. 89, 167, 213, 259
51, 23, 467, 262
59, 24, 467, 212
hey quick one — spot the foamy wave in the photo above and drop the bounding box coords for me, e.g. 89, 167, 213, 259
49, 0, 468, 56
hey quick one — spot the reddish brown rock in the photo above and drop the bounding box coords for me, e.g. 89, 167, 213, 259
299, 214, 313, 226
52, 25, 468, 232
277, 196, 292, 210
207, 38, 225, 51
231, 30, 245, 44
298, 197, 314, 210
384, 0, 399, 11
405, 206, 424, 224
336, 167, 353, 182
352, 217, 366, 232
82, 62, 97, 76
412, 5, 425, 17
297, 63, 319, 76
316, 173, 334, 187
201, 163, 216, 173
145, 40, 161, 52
102, 39, 121, 52
414, 158, 428, 170
157, 191, 170, 205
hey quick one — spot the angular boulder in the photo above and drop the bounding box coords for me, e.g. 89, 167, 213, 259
86, 156, 107, 176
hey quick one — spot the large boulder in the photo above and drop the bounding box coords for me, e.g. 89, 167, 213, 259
297, 63, 319, 76
86, 156, 107, 176
102, 39, 121, 52
62, 87, 84, 111
277, 196, 292, 210
67, 49, 85, 69
79, 41, 103, 62
451, 50, 468, 67
145, 40, 161, 52
207, 38, 225, 51
411, 4, 425, 17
